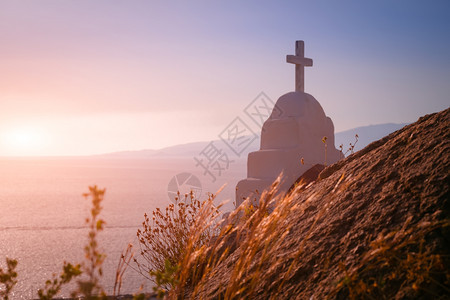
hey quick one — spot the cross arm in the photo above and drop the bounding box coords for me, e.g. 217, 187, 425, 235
286, 55, 313, 66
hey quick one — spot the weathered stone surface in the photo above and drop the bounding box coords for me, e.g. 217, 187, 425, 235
197, 107, 450, 299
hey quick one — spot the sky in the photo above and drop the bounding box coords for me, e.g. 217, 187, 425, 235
0, 0, 449, 156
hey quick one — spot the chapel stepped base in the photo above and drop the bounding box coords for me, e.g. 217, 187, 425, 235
235, 177, 293, 208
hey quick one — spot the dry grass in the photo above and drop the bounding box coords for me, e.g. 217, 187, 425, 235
331, 217, 450, 299
160, 172, 449, 299
168, 175, 335, 299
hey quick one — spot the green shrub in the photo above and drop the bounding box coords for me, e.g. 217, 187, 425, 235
0, 257, 18, 300
37, 262, 82, 300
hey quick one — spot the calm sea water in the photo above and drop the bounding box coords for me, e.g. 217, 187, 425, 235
0, 157, 245, 299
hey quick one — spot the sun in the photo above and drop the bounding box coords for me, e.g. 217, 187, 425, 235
0, 127, 48, 156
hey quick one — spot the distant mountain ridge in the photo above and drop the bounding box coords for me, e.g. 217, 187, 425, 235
334, 123, 408, 154
98, 141, 210, 158
98, 123, 408, 158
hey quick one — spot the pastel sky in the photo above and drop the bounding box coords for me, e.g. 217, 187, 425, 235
1, 0, 449, 156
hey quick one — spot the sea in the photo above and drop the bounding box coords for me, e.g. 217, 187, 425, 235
0, 157, 245, 299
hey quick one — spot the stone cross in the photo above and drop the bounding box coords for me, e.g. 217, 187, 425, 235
286, 40, 313, 92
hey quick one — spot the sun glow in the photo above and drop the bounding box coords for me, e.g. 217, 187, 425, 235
0, 127, 49, 156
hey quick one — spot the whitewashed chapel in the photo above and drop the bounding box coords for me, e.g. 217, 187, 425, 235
235, 41, 341, 207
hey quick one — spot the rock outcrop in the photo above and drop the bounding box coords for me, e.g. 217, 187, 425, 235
194, 107, 450, 299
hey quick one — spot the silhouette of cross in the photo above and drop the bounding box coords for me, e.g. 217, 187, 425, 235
286, 40, 313, 92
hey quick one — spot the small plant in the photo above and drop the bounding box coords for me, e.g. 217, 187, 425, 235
0, 257, 18, 300
37, 262, 82, 300
37, 185, 107, 300
322, 136, 328, 166
339, 134, 359, 157
132, 190, 220, 294
113, 244, 133, 297
75, 185, 107, 299
243, 202, 257, 219
150, 259, 180, 298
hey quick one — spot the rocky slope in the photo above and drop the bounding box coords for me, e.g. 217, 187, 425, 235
192, 108, 449, 299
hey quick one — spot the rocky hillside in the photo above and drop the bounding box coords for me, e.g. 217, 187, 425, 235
189, 108, 449, 299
